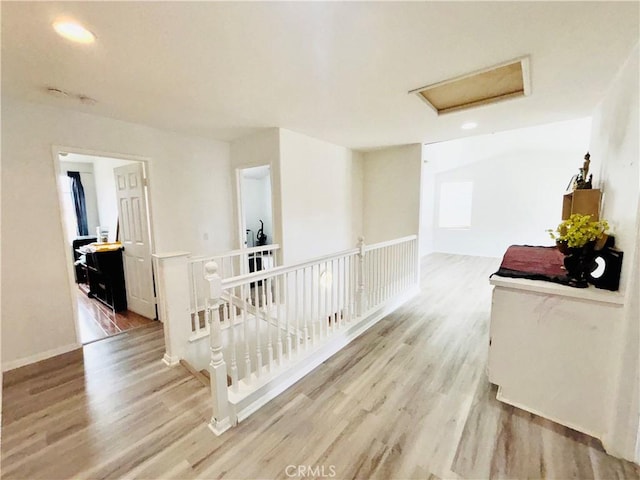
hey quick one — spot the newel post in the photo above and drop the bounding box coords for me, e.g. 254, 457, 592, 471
152, 252, 192, 366
204, 261, 232, 435
357, 237, 366, 317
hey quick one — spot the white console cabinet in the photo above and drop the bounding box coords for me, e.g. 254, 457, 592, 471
488, 275, 624, 439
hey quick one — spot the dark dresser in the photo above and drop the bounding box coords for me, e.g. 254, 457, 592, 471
72, 236, 97, 284
84, 248, 127, 312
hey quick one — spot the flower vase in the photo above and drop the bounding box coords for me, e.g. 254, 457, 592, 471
563, 241, 596, 282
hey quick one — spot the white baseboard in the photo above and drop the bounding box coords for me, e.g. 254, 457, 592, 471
2, 342, 82, 372
163, 353, 180, 366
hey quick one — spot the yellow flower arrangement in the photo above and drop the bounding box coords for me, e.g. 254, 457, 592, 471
547, 213, 609, 248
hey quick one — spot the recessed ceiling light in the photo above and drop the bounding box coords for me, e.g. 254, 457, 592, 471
461, 122, 478, 130
53, 21, 96, 44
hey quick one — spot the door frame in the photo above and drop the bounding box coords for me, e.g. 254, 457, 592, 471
51, 145, 157, 343
235, 165, 275, 249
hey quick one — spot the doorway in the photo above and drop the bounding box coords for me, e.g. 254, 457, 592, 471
238, 165, 274, 249
55, 150, 157, 344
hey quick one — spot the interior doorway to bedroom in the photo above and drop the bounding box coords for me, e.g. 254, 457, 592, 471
55, 150, 157, 344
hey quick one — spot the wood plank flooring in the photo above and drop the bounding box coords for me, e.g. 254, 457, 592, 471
75, 288, 155, 344
2, 253, 638, 479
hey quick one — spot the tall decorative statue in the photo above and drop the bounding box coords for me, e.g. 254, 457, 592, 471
582, 152, 591, 181
575, 152, 592, 190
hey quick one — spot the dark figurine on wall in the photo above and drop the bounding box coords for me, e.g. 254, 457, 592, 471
256, 220, 268, 246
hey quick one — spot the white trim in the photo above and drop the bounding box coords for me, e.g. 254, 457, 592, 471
2, 343, 82, 372
152, 251, 191, 259
162, 353, 180, 367
490, 275, 625, 305
363, 234, 418, 251
235, 167, 246, 250
51, 144, 159, 343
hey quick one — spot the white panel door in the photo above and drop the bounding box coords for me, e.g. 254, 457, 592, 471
114, 163, 156, 319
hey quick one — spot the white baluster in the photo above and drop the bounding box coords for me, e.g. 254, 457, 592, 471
405, 242, 409, 287
241, 284, 251, 385
416, 240, 420, 285
386, 246, 391, 300
358, 237, 366, 317
402, 241, 407, 291
266, 277, 274, 372
276, 275, 284, 365
346, 256, 352, 323
190, 262, 199, 334
204, 261, 232, 434
335, 258, 341, 329
321, 263, 327, 337
282, 273, 292, 360
372, 249, 378, 307
294, 270, 300, 354
331, 259, 337, 332
254, 280, 262, 378
229, 288, 238, 392
383, 247, 388, 301
311, 266, 317, 345
393, 244, 398, 296
303, 268, 309, 349
373, 249, 378, 307
349, 254, 355, 321
400, 242, 405, 291
204, 285, 211, 331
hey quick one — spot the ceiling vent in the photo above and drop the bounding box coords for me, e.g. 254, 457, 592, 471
410, 57, 530, 115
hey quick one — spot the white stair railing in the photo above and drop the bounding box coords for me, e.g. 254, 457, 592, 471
187, 244, 280, 341
204, 261, 232, 434
202, 235, 419, 434
153, 244, 280, 367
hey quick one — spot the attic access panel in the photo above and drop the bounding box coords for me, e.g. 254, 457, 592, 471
411, 57, 530, 115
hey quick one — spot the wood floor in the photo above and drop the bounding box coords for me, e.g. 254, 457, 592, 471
75, 288, 155, 344
2, 253, 638, 479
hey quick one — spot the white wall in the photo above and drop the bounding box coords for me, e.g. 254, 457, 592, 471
363, 144, 422, 244
278, 129, 363, 264
1, 97, 234, 370
588, 43, 639, 462
421, 118, 592, 257
59, 161, 100, 239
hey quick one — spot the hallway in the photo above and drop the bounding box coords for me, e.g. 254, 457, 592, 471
2, 254, 637, 479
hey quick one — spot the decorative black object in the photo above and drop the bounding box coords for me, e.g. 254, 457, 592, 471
256, 220, 267, 246
586, 248, 624, 291
557, 234, 623, 291
563, 241, 596, 283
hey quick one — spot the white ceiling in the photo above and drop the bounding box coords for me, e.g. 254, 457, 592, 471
2, 2, 638, 151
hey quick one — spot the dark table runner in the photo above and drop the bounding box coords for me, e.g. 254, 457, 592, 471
491, 245, 587, 288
